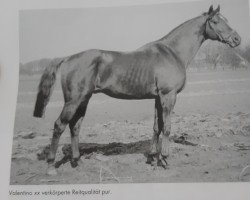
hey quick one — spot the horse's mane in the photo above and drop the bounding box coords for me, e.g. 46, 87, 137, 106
160, 15, 204, 41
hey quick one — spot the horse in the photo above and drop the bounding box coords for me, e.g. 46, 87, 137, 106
33, 5, 241, 175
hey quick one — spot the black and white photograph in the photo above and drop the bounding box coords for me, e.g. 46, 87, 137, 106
10, 0, 250, 185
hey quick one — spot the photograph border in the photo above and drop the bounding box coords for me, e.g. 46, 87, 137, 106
1, 0, 250, 199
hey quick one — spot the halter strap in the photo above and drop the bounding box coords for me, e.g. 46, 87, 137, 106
205, 19, 235, 42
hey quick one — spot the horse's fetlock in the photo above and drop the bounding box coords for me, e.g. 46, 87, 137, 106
162, 130, 170, 136
47, 158, 55, 164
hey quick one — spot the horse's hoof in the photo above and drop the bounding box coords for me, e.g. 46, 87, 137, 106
70, 159, 79, 168
77, 158, 84, 166
161, 154, 169, 161
146, 155, 154, 164
46, 167, 58, 176
157, 159, 168, 169
157, 154, 169, 169
54, 161, 60, 169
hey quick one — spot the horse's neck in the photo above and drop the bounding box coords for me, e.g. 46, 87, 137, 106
159, 16, 207, 68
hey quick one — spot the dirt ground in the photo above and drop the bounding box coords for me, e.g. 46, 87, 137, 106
10, 70, 250, 184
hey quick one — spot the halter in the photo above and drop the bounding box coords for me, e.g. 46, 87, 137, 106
205, 16, 235, 43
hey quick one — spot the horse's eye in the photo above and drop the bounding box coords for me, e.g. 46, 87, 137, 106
212, 20, 218, 24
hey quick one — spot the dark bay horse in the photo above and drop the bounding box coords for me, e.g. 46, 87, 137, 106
33, 5, 241, 175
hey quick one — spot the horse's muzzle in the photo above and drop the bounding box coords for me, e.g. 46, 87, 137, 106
227, 31, 241, 48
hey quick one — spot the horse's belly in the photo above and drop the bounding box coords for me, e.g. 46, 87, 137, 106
101, 88, 156, 99
95, 78, 157, 99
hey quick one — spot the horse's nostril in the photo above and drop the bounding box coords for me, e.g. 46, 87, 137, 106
233, 34, 241, 43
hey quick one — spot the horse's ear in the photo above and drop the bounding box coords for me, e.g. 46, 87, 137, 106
207, 5, 220, 19
214, 5, 220, 13
208, 5, 214, 15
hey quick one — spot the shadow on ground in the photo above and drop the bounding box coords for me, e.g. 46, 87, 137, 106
37, 136, 197, 168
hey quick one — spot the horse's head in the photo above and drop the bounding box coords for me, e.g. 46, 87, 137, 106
204, 5, 241, 47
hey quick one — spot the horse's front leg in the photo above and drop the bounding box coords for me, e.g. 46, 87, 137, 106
147, 97, 163, 164
158, 90, 177, 167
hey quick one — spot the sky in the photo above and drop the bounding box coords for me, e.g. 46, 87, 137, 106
19, 0, 250, 63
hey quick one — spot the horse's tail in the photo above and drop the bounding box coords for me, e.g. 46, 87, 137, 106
33, 57, 65, 118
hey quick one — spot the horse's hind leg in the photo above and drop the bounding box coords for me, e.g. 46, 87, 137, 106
69, 100, 90, 168
147, 97, 163, 164
47, 101, 80, 175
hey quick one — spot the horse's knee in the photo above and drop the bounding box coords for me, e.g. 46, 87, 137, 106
162, 120, 171, 136
153, 124, 159, 135
61, 102, 79, 122
153, 117, 163, 136
53, 119, 66, 137
69, 120, 81, 134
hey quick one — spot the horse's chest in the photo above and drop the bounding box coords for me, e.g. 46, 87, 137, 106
155, 66, 186, 94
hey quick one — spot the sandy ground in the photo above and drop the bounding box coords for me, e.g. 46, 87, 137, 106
10, 70, 250, 184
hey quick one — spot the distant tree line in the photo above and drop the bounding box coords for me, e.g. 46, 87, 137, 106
191, 41, 250, 71
19, 58, 52, 75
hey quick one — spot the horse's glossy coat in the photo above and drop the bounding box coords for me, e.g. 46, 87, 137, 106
33, 5, 241, 175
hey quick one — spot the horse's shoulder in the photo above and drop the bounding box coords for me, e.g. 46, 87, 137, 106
154, 43, 184, 67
